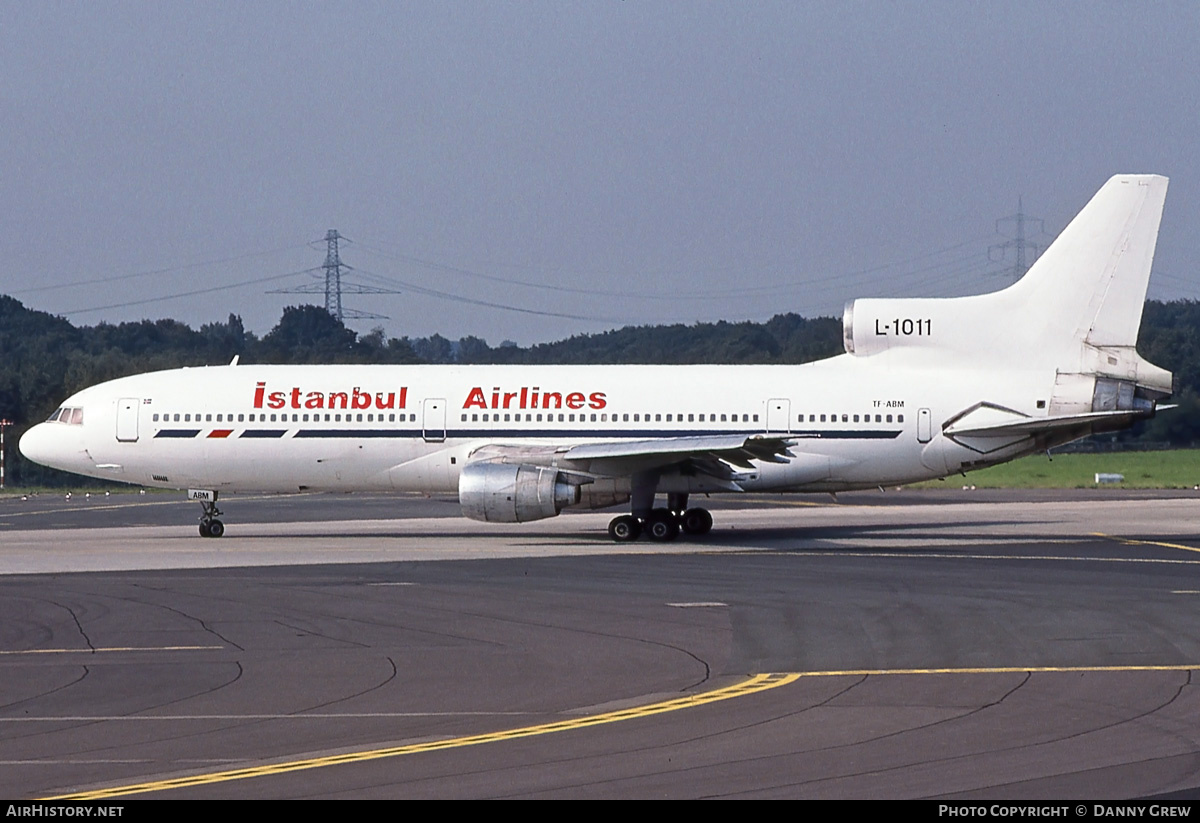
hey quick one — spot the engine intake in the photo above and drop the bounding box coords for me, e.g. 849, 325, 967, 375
459, 462, 580, 523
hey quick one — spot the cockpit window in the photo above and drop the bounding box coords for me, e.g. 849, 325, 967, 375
51, 406, 84, 425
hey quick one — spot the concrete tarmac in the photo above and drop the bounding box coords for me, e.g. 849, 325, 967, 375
2, 491, 1200, 798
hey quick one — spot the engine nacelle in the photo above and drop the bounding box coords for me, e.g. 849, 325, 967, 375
459, 462, 580, 523
842, 297, 946, 357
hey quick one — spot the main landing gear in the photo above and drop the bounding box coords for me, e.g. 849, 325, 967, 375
607, 491, 714, 543
197, 493, 225, 538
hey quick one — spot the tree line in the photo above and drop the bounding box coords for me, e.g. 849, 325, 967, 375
2, 295, 1197, 485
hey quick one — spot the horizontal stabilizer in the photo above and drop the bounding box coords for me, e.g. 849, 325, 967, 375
944, 408, 1148, 438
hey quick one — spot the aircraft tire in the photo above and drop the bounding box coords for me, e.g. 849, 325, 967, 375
645, 509, 679, 542
207, 520, 225, 538
681, 507, 713, 535
199, 522, 211, 538
608, 515, 641, 542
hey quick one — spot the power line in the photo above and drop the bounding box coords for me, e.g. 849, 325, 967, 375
63, 268, 314, 315
351, 233, 999, 302
350, 267, 625, 323
13, 243, 310, 296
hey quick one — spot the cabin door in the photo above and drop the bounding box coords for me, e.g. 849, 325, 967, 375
116, 398, 140, 442
766, 398, 791, 433
422, 398, 447, 442
917, 408, 933, 443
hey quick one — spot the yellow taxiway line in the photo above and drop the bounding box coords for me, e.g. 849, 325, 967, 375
46, 672, 799, 800
43, 661, 1200, 800
1093, 532, 1200, 555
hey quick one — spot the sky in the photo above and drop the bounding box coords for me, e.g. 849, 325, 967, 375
2, 1, 1198, 346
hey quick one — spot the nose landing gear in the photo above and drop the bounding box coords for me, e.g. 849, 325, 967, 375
196, 493, 225, 538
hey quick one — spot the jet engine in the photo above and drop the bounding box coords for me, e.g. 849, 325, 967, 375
458, 462, 580, 523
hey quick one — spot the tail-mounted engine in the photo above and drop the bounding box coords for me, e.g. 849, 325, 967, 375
459, 462, 580, 523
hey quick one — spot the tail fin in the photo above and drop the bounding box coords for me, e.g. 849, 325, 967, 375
843, 174, 1170, 394
1006, 174, 1167, 353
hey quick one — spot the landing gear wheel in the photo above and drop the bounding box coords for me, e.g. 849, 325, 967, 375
608, 515, 642, 542
645, 509, 680, 542
680, 507, 713, 535
195, 492, 224, 539
199, 519, 224, 538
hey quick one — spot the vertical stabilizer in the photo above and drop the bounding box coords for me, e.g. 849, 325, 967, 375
1006, 174, 1168, 353
843, 175, 1169, 375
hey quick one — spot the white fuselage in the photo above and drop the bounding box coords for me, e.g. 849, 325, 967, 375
20, 354, 1054, 498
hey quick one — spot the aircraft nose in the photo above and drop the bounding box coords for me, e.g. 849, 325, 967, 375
19, 423, 75, 471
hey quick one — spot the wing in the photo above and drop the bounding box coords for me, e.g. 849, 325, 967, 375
467, 433, 798, 489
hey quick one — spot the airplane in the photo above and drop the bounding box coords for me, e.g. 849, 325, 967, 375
20, 174, 1174, 542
